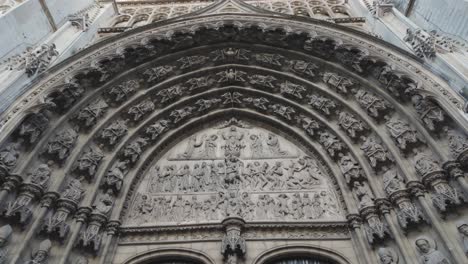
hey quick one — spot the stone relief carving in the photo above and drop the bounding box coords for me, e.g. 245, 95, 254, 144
385, 117, 422, 151
456, 221, 468, 255
156, 85, 185, 103
145, 119, 169, 141
0, 225, 12, 264
43, 128, 78, 161
75, 99, 108, 128
18, 113, 49, 144
98, 120, 128, 146
217, 69, 247, 83
287, 60, 318, 78
279, 81, 306, 99
73, 148, 104, 181
445, 128, 468, 162
339, 154, 364, 184
45, 82, 85, 112
170, 106, 195, 123
378, 247, 399, 264
177, 55, 209, 69
62, 179, 85, 203
127, 99, 155, 121
126, 123, 343, 226
24, 239, 52, 264
360, 135, 392, 168
352, 181, 375, 208
354, 89, 392, 118
307, 94, 337, 115
253, 53, 284, 66
107, 80, 139, 103
0, 142, 19, 179
122, 138, 148, 164
187, 76, 215, 90
415, 236, 451, 264
248, 74, 276, 88
102, 160, 128, 194
322, 72, 356, 94
338, 112, 367, 138
4, 44, 58, 77
143, 65, 174, 82
211, 48, 250, 61
411, 95, 445, 131
318, 131, 344, 158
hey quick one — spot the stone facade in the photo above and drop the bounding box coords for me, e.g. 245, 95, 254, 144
0, 0, 467, 264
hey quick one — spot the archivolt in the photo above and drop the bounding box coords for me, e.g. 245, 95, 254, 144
0, 13, 467, 264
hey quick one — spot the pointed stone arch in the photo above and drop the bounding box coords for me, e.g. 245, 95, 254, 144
0, 10, 466, 264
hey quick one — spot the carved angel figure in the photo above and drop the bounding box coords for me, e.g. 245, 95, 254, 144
19, 113, 49, 144
74, 148, 104, 180
445, 129, 468, 160
170, 106, 194, 123
123, 138, 148, 164
62, 179, 84, 203
266, 133, 287, 156
415, 236, 451, 264
385, 118, 421, 150
355, 89, 391, 118
339, 154, 363, 184
318, 132, 344, 158
412, 95, 444, 131
242, 97, 269, 110
145, 119, 169, 141
339, 112, 366, 138
353, 181, 375, 208
288, 60, 318, 77
76, 99, 108, 127
216, 69, 246, 82
248, 74, 276, 88
307, 94, 337, 115
143, 65, 173, 82
156, 85, 185, 103
280, 81, 306, 99
108, 80, 138, 103
322, 72, 355, 94
94, 191, 114, 215
382, 168, 405, 195
44, 128, 78, 161
99, 120, 128, 146
456, 221, 468, 255
360, 136, 391, 168
127, 99, 155, 121
102, 160, 127, 193
297, 115, 320, 137
0, 142, 19, 177
29, 164, 51, 189
414, 152, 442, 177
269, 104, 295, 120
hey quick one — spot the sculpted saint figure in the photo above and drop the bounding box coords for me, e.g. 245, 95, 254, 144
178, 135, 203, 159
202, 134, 218, 159
62, 179, 84, 202
382, 168, 406, 195
456, 221, 468, 255
94, 191, 114, 215
176, 164, 191, 192
24, 239, 51, 264
29, 164, 51, 189
249, 134, 263, 157
266, 133, 287, 156
352, 181, 375, 208
0, 143, 20, 177
222, 126, 245, 157
378, 247, 399, 264
415, 236, 451, 264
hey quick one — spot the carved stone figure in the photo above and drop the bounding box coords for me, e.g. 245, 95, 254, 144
445, 129, 468, 161
415, 236, 451, 264
339, 112, 366, 138
74, 148, 104, 180
396, 200, 425, 229
280, 81, 306, 99
211, 48, 250, 61
29, 164, 51, 189
307, 94, 337, 115
296, 115, 320, 137
187, 76, 214, 90
177, 55, 208, 69
354, 89, 391, 118
339, 154, 363, 184
216, 69, 246, 82
76, 99, 108, 127
127, 99, 155, 121
102, 160, 127, 193
221, 92, 242, 104
386, 117, 421, 150
360, 135, 391, 168
456, 221, 468, 255
156, 85, 185, 103
44, 128, 78, 161
248, 74, 276, 88
0, 225, 12, 264
122, 138, 148, 164
108, 80, 139, 103
322, 72, 355, 94
253, 53, 283, 65
287, 60, 318, 78
0, 142, 19, 178
74, 257, 88, 264
221, 126, 245, 158
383, 168, 406, 195
39, 209, 70, 241
143, 65, 174, 82
99, 120, 128, 146
266, 133, 287, 156
94, 191, 114, 215
353, 181, 375, 208
269, 104, 295, 120
170, 106, 195, 123
365, 216, 390, 244
242, 97, 269, 110
177, 135, 204, 159
24, 239, 52, 264
62, 179, 85, 203
196, 98, 221, 111
378, 247, 399, 264
18, 113, 49, 144
318, 132, 344, 158
46, 82, 85, 111
202, 134, 218, 159
249, 134, 263, 157
6, 44, 58, 77
145, 119, 169, 140
412, 95, 444, 131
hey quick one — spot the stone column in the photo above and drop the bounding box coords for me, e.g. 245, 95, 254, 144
58, 207, 92, 264
0, 174, 22, 204
98, 220, 121, 264
443, 161, 468, 194
346, 214, 374, 264
408, 181, 467, 263
221, 217, 246, 264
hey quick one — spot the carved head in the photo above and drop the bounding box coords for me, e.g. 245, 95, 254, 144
415, 237, 434, 254
0, 225, 12, 247
378, 247, 397, 264
456, 221, 468, 236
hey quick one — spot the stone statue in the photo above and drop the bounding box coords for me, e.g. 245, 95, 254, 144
143, 65, 174, 82
74, 148, 104, 180
40, 209, 70, 241
99, 120, 128, 146
123, 137, 148, 164
307, 94, 337, 115
178, 135, 204, 159
29, 163, 51, 189
415, 236, 451, 264
269, 104, 295, 120
249, 134, 263, 157
456, 221, 468, 255
339, 154, 363, 184
62, 179, 85, 203
414, 152, 441, 177
221, 126, 245, 158
176, 164, 191, 192
266, 133, 287, 156
383, 168, 406, 195
145, 119, 169, 141
24, 239, 52, 264
0, 142, 20, 177
102, 160, 128, 193
242, 97, 269, 110
386, 118, 420, 150
156, 85, 185, 103
248, 74, 276, 88
378, 247, 399, 264
322, 72, 355, 94
339, 112, 365, 138
352, 181, 375, 208
360, 135, 391, 168
44, 128, 78, 161
202, 134, 218, 159
445, 129, 468, 160
127, 99, 155, 121
318, 131, 344, 158
195, 98, 221, 111
411, 95, 444, 131
288, 60, 318, 77
216, 69, 246, 82
0, 225, 12, 264
18, 113, 49, 144
94, 191, 114, 215
297, 115, 320, 137
354, 89, 391, 118
279, 81, 306, 98
170, 106, 195, 123
76, 99, 108, 127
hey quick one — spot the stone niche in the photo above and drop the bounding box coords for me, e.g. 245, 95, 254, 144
124, 119, 345, 227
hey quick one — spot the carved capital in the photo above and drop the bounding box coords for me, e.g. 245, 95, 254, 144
359, 205, 378, 219
1, 173, 23, 192
375, 198, 392, 214
75, 207, 93, 223
346, 213, 362, 228
443, 161, 465, 180
106, 220, 121, 235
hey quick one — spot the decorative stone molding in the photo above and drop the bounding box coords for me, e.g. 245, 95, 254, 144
3, 44, 59, 77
